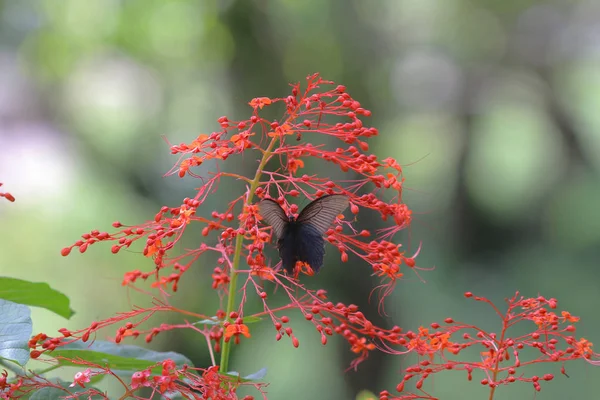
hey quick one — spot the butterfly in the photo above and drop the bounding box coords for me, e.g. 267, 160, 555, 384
257, 194, 349, 275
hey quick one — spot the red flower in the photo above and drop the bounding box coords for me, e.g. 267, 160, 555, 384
224, 323, 251, 342
69, 368, 92, 388
248, 97, 272, 109
131, 369, 152, 390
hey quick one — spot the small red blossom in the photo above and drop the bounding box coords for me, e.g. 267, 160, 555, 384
294, 261, 315, 278
248, 97, 272, 109
131, 369, 152, 390
224, 323, 251, 342
69, 368, 92, 388
212, 267, 231, 289
287, 157, 304, 175
350, 337, 376, 354
122, 269, 143, 286
250, 266, 276, 281
153, 375, 176, 394
267, 123, 294, 138
574, 338, 593, 357
231, 132, 255, 151
562, 311, 580, 323
145, 238, 163, 257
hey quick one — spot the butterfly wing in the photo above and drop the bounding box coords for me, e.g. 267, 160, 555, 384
257, 199, 289, 240
296, 194, 349, 235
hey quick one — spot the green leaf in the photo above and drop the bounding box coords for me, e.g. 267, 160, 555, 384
0, 298, 32, 366
356, 390, 378, 400
225, 367, 267, 382
0, 277, 74, 319
50, 349, 155, 372
193, 318, 220, 326
241, 316, 262, 324
243, 367, 267, 381
28, 379, 103, 400
51, 341, 193, 374
193, 315, 262, 326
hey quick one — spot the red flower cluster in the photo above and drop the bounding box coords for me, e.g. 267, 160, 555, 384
61, 73, 417, 285
55, 73, 421, 372
379, 292, 600, 399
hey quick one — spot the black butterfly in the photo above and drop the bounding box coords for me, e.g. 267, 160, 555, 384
258, 194, 349, 274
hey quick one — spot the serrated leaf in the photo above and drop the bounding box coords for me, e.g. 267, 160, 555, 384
0, 299, 32, 366
0, 277, 74, 319
50, 341, 193, 374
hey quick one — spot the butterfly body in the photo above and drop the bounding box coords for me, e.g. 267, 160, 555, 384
258, 194, 349, 274
277, 219, 326, 274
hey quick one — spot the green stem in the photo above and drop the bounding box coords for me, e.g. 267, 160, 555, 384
219, 136, 278, 374
488, 318, 508, 400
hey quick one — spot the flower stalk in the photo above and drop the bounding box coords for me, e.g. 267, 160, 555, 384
219, 135, 278, 374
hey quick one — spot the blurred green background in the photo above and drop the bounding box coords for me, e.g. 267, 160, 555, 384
1, 0, 600, 399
